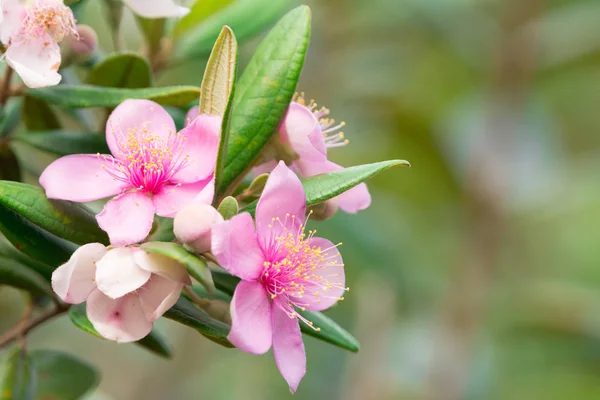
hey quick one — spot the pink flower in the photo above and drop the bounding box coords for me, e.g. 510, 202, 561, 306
0, 0, 77, 88
212, 162, 347, 392
40, 99, 220, 246
256, 94, 371, 214
122, 0, 190, 18
52, 243, 191, 342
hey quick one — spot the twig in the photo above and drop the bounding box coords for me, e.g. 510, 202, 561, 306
201, 252, 219, 265
0, 66, 14, 106
183, 286, 211, 309
0, 304, 68, 349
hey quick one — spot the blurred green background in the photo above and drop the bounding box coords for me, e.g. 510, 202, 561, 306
5, 0, 600, 398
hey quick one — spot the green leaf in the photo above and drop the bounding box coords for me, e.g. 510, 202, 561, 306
0, 144, 20, 182
211, 270, 360, 352
164, 297, 232, 347
173, 0, 234, 37
174, 0, 293, 58
0, 98, 22, 137
241, 160, 411, 215
0, 237, 54, 281
30, 350, 99, 400
0, 348, 36, 400
141, 242, 214, 294
0, 203, 76, 270
68, 303, 172, 359
199, 26, 237, 116
217, 196, 238, 220
0, 255, 53, 297
27, 85, 200, 108
146, 217, 175, 242
216, 6, 311, 197
86, 52, 152, 89
22, 96, 61, 131
0, 181, 109, 245
13, 131, 110, 156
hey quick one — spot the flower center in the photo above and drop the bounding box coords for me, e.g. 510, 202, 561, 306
101, 121, 190, 193
293, 92, 349, 148
21, 0, 78, 43
261, 213, 347, 330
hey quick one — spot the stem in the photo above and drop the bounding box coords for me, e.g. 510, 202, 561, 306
0, 304, 68, 349
0, 66, 15, 106
201, 252, 219, 265
183, 286, 211, 309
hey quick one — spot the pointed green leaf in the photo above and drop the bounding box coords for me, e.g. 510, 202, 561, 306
13, 131, 110, 156
241, 160, 411, 215
0, 255, 53, 297
0, 348, 36, 400
164, 297, 232, 347
68, 303, 172, 359
87, 52, 152, 89
0, 181, 108, 245
27, 85, 200, 108
216, 6, 311, 197
174, 0, 293, 58
22, 96, 61, 131
30, 350, 98, 400
141, 242, 214, 294
211, 270, 360, 352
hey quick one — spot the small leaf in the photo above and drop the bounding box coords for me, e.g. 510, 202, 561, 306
13, 131, 110, 156
0, 144, 21, 182
0, 348, 36, 400
0, 255, 53, 297
141, 242, 215, 294
174, 0, 293, 58
22, 96, 61, 131
27, 85, 201, 108
199, 26, 237, 116
0, 181, 109, 245
30, 350, 98, 400
211, 270, 360, 352
87, 52, 152, 89
164, 297, 232, 348
0, 203, 76, 269
217, 196, 238, 220
241, 160, 411, 215
216, 6, 311, 197
68, 303, 172, 359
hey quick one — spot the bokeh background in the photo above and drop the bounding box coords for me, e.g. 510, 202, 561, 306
4, 0, 600, 398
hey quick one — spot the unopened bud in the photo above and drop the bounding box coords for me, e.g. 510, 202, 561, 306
174, 204, 224, 254
308, 198, 339, 221
62, 25, 98, 64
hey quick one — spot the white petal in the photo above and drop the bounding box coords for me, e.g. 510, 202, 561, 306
5, 37, 62, 88
138, 275, 182, 321
95, 247, 151, 299
0, 0, 26, 44
133, 250, 191, 285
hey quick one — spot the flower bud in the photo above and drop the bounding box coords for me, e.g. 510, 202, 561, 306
69, 24, 98, 57
308, 198, 339, 221
174, 204, 224, 254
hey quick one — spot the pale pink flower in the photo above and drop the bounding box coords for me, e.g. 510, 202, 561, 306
122, 0, 189, 19
0, 0, 78, 88
52, 243, 191, 342
40, 99, 220, 246
255, 94, 371, 214
212, 162, 347, 392
174, 203, 223, 254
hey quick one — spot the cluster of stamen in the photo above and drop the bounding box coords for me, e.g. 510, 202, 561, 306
293, 92, 349, 148
20, 0, 78, 43
261, 212, 348, 331
100, 119, 191, 193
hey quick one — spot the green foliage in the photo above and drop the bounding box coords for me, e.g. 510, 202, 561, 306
27, 85, 201, 108
0, 348, 35, 400
22, 96, 61, 131
217, 196, 238, 220
217, 6, 311, 197
87, 52, 153, 88
13, 131, 110, 156
0, 255, 53, 297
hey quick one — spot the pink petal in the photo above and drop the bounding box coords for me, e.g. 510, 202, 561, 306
40, 154, 129, 202
255, 161, 306, 240
51, 243, 106, 304
96, 191, 155, 246
0, 0, 26, 44
292, 237, 346, 311
281, 102, 327, 162
153, 177, 213, 218
106, 99, 176, 159
185, 106, 199, 127
171, 114, 221, 184
122, 0, 190, 18
272, 305, 306, 393
228, 280, 272, 354
211, 213, 264, 281
138, 275, 183, 321
252, 160, 278, 177
5, 37, 62, 88
95, 247, 151, 299
87, 289, 152, 343
133, 250, 191, 285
